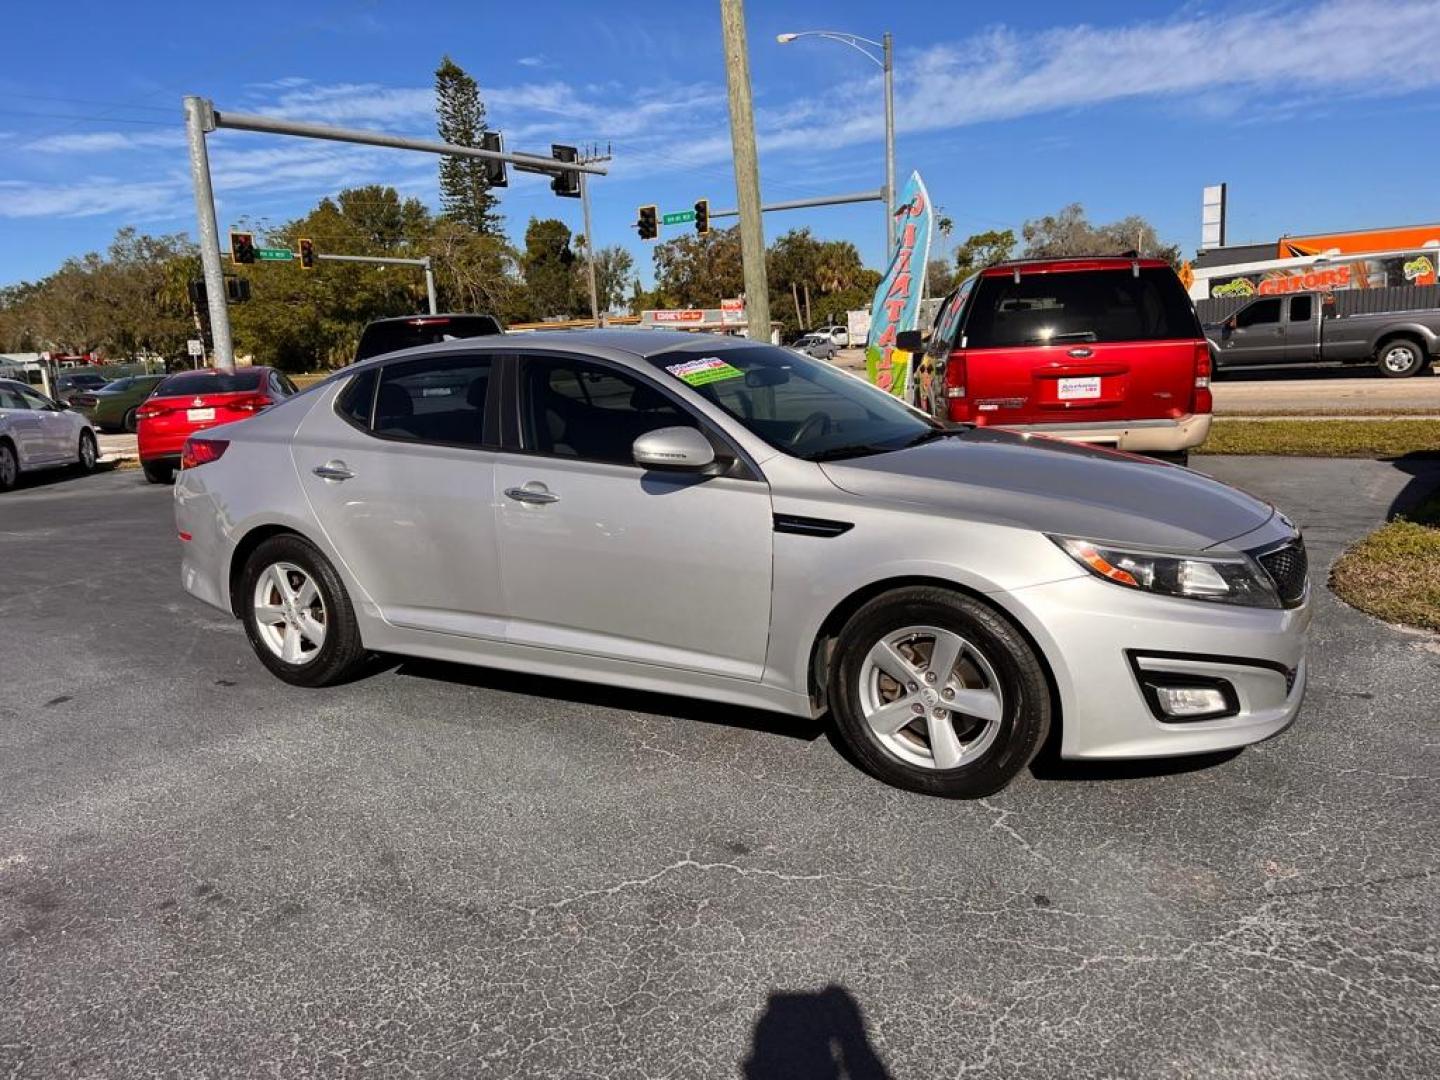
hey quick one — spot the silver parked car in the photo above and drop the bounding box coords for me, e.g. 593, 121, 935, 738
174, 330, 1309, 797
0, 378, 99, 491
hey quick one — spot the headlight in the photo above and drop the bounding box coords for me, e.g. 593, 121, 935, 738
1050, 536, 1280, 609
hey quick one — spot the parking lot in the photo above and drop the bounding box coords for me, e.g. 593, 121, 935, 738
1, 456, 1437, 1078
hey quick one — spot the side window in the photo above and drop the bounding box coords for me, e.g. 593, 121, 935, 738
520, 356, 697, 465
17, 386, 52, 410
279, 374, 299, 395
1289, 296, 1313, 322
1236, 298, 1281, 327
373, 355, 493, 448
0, 386, 25, 410
935, 276, 976, 348
337, 368, 377, 429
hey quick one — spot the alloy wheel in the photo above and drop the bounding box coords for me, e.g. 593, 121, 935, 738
251, 561, 327, 665
0, 446, 16, 488
1382, 343, 1419, 374
79, 434, 96, 469
857, 625, 1005, 770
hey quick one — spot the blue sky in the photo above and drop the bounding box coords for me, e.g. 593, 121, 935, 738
2, 0, 1439, 289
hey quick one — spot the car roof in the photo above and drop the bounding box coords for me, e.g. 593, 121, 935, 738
981, 255, 1175, 276
352, 328, 764, 370
362, 312, 501, 327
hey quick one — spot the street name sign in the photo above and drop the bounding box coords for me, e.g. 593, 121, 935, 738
255, 247, 294, 262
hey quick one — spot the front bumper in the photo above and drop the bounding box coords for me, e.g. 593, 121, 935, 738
1011, 574, 1309, 760
998, 412, 1212, 453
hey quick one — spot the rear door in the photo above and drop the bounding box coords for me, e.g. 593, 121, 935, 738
0, 384, 48, 464
959, 266, 1203, 426
1283, 295, 1318, 362
16, 384, 72, 461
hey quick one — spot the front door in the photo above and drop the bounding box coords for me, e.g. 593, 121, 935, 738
493, 354, 774, 681
15, 384, 69, 462
294, 352, 506, 639
1223, 297, 1286, 364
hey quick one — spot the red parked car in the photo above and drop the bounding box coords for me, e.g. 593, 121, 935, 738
136, 367, 297, 483
912, 256, 1212, 463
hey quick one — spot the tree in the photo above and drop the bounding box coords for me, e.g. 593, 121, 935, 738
519, 217, 580, 321
927, 259, 956, 297
1021, 205, 1180, 265
435, 55, 501, 235
953, 228, 1016, 280
651, 227, 744, 310
578, 242, 636, 313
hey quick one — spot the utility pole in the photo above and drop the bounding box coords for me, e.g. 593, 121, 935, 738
719, 0, 771, 342
184, 96, 234, 371
578, 145, 612, 327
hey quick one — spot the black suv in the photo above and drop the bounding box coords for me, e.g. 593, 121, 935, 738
354, 314, 504, 363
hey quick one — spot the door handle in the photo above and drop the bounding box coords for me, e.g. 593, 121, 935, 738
312, 461, 354, 481
505, 484, 559, 505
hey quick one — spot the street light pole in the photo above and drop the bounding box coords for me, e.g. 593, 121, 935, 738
777, 29, 896, 257
882, 31, 895, 257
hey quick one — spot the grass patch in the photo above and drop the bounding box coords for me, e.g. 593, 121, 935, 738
1331, 493, 1440, 632
1200, 419, 1440, 457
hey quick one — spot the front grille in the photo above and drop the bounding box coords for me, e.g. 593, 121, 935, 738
1256, 538, 1308, 607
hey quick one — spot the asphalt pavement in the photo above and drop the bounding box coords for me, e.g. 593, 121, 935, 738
1, 457, 1437, 1078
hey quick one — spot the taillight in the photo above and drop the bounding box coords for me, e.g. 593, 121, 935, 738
944, 349, 971, 422
226, 394, 272, 413
181, 437, 229, 470
135, 402, 168, 420
1193, 342, 1213, 415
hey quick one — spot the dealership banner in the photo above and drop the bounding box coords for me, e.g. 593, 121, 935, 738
865, 172, 933, 397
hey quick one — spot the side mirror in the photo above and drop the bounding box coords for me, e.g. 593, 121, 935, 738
1224, 316, 1237, 331
895, 329, 924, 352
632, 426, 717, 472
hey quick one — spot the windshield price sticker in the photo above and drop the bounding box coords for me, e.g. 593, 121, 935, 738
666, 357, 744, 387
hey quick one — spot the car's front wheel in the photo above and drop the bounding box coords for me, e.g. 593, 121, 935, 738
828, 587, 1052, 798
240, 534, 367, 687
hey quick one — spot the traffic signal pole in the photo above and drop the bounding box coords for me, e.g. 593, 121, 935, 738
182, 96, 607, 367
183, 97, 235, 371
315, 254, 439, 315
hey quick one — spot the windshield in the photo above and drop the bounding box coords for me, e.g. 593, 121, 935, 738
648, 345, 938, 461
355, 315, 503, 361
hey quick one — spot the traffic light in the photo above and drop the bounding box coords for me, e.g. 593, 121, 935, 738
550, 144, 581, 198
637, 205, 658, 241
694, 198, 710, 236
298, 238, 316, 270
230, 231, 255, 265
481, 131, 508, 187
225, 276, 251, 303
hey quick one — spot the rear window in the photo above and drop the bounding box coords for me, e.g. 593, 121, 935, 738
964, 267, 1201, 348
355, 315, 502, 361
156, 370, 264, 396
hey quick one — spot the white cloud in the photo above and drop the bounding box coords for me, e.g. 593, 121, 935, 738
0, 177, 182, 219
23, 130, 182, 154
517, 56, 548, 68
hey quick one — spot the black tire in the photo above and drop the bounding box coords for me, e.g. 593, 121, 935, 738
0, 440, 18, 492
76, 430, 97, 473
142, 461, 174, 485
828, 587, 1052, 798
239, 534, 367, 688
123, 407, 139, 433
1376, 338, 1427, 378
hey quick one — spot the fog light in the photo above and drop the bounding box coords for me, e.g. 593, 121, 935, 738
1154, 685, 1228, 718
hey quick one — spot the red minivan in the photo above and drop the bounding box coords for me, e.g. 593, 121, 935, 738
136, 367, 297, 483
915, 257, 1212, 462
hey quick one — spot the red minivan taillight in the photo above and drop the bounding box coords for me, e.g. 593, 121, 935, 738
944, 349, 971, 422
181, 437, 229, 470
1193, 342, 1213, 415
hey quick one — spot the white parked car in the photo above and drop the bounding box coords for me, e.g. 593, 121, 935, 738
816, 325, 849, 347
0, 378, 99, 491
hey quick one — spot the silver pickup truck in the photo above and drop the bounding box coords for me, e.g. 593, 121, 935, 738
1206, 292, 1440, 377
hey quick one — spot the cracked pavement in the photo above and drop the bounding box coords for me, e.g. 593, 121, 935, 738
1, 456, 1437, 1078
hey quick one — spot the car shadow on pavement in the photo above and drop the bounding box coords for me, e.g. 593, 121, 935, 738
742, 985, 892, 1080
6, 459, 124, 492
1385, 452, 1440, 520
391, 657, 827, 743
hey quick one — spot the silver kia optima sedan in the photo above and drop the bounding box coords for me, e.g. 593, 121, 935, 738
174, 330, 1309, 798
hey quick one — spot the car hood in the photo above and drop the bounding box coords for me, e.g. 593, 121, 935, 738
819, 427, 1274, 550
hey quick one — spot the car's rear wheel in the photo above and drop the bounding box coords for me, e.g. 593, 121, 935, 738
123, 407, 139, 433
142, 461, 174, 485
240, 534, 366, 687
76, 430, 97, 473
1377, 338, 1426, 378
0, 441, 18, 492
828, 587, 1051, 798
